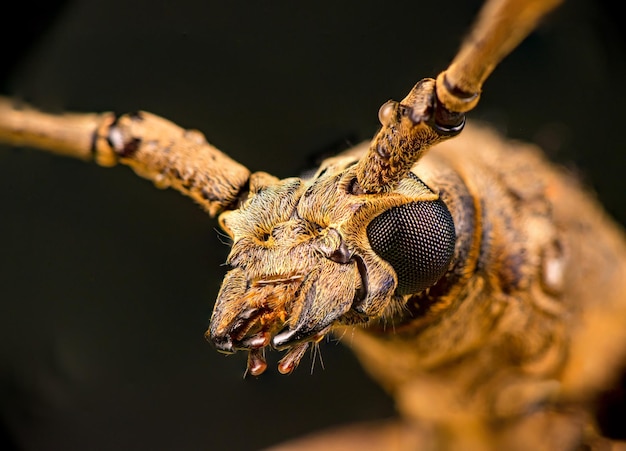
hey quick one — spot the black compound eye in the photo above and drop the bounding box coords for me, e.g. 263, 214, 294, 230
366, 200, 456, 295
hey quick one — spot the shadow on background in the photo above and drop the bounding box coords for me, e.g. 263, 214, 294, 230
1, 0, 624, 449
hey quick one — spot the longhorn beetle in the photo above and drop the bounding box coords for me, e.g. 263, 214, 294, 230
1, 0, 625, 449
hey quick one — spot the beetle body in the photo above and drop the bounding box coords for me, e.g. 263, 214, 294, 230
207, 120, 626, 448
337, 123, 626, 449
1, 0, 625, 449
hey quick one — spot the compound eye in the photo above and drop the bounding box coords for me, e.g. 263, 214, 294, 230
366, 200, 456, 295
378, 100, 397, 126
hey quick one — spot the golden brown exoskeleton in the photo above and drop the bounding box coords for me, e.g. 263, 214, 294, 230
1, 0, 625, 448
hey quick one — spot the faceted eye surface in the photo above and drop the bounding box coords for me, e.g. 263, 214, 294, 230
366, 200, 456, 295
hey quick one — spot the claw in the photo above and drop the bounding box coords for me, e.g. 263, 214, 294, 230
246, 348, 267, 376
241, 331, 271, 349
277, 342, 309, 375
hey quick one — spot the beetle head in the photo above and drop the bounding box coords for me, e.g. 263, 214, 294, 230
207, 150, 455, 375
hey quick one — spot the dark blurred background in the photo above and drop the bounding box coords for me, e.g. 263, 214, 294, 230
0, 0, 624, 449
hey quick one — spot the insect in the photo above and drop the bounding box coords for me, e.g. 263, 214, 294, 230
1, 0, 624, 448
